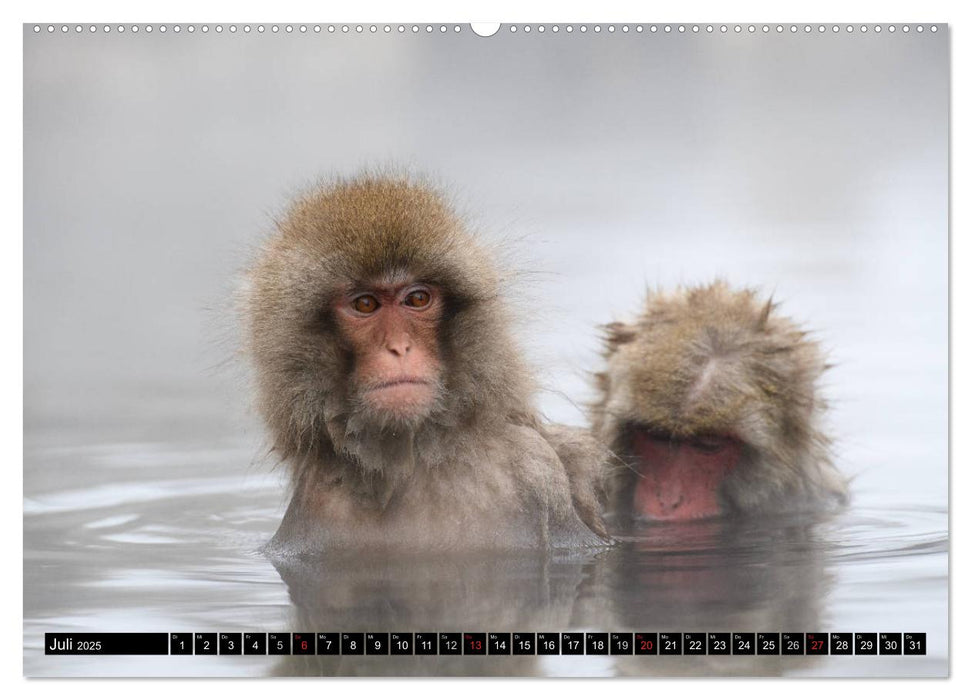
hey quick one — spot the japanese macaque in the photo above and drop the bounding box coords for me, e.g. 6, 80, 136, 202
592, 282, 847, 524
245, 175, 607, 553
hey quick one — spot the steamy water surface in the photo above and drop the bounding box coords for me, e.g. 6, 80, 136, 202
23, 25, 947, 677
22, 426, 947, 677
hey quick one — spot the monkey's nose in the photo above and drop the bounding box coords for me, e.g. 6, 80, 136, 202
386, 336, 412, 356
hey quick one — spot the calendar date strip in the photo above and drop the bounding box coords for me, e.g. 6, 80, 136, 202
45, 632, 926, 656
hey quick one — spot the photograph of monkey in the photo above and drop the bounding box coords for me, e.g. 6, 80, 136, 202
593, 282, 847, 527
246, 175, 607, 551
23, 22, 947, 678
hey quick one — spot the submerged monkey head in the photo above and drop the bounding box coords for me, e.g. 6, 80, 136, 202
593, 281, 847, 522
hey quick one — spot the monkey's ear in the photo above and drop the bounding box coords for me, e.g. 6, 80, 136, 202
602, 322, 637, 351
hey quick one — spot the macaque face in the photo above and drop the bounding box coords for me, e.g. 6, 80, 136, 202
335, 280, 443, 422
594, 283, 845, 527
629, 429, 743, 521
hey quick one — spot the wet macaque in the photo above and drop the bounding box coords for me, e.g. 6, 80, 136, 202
246, 175, 607, 552
592, 282, 847, 524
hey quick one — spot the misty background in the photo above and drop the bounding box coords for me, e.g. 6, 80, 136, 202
25, 24, 947, 506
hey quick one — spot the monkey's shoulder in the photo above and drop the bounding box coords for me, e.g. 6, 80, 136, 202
267, 424, 607, 554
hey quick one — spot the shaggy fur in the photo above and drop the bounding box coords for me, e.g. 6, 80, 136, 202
245, 175, 607, 551
591, 281, 847, 519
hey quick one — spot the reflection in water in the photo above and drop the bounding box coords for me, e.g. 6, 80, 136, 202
601, 517, 831, 676
272, 551, 595, 675
271, 513, 835, 676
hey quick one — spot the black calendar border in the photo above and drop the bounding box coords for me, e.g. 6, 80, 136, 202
43, 632, 927, 656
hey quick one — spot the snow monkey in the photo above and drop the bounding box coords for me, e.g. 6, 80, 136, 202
592, 282, 847, 524
245, 174, 608, 552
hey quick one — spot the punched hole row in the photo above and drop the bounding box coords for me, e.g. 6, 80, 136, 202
31, 23, 940, 35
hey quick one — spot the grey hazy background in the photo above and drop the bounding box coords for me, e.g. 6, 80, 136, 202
25, 24, 948, 506
23, 23, 948, 677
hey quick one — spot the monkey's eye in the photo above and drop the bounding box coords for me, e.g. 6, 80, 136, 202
403, 290, 432, 308
692, 436, 729, 454
351, 295, 380, 314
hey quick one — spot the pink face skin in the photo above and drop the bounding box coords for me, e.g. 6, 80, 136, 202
630, 431, 743, 521
334, 282, 443, 418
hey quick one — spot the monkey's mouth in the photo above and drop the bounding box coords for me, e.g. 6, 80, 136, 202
627, 427, 742, 522
363, 377, 439, 417
368, 377, 432, 391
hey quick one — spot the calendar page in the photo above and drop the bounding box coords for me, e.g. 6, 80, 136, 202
23, 20, 948, 678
